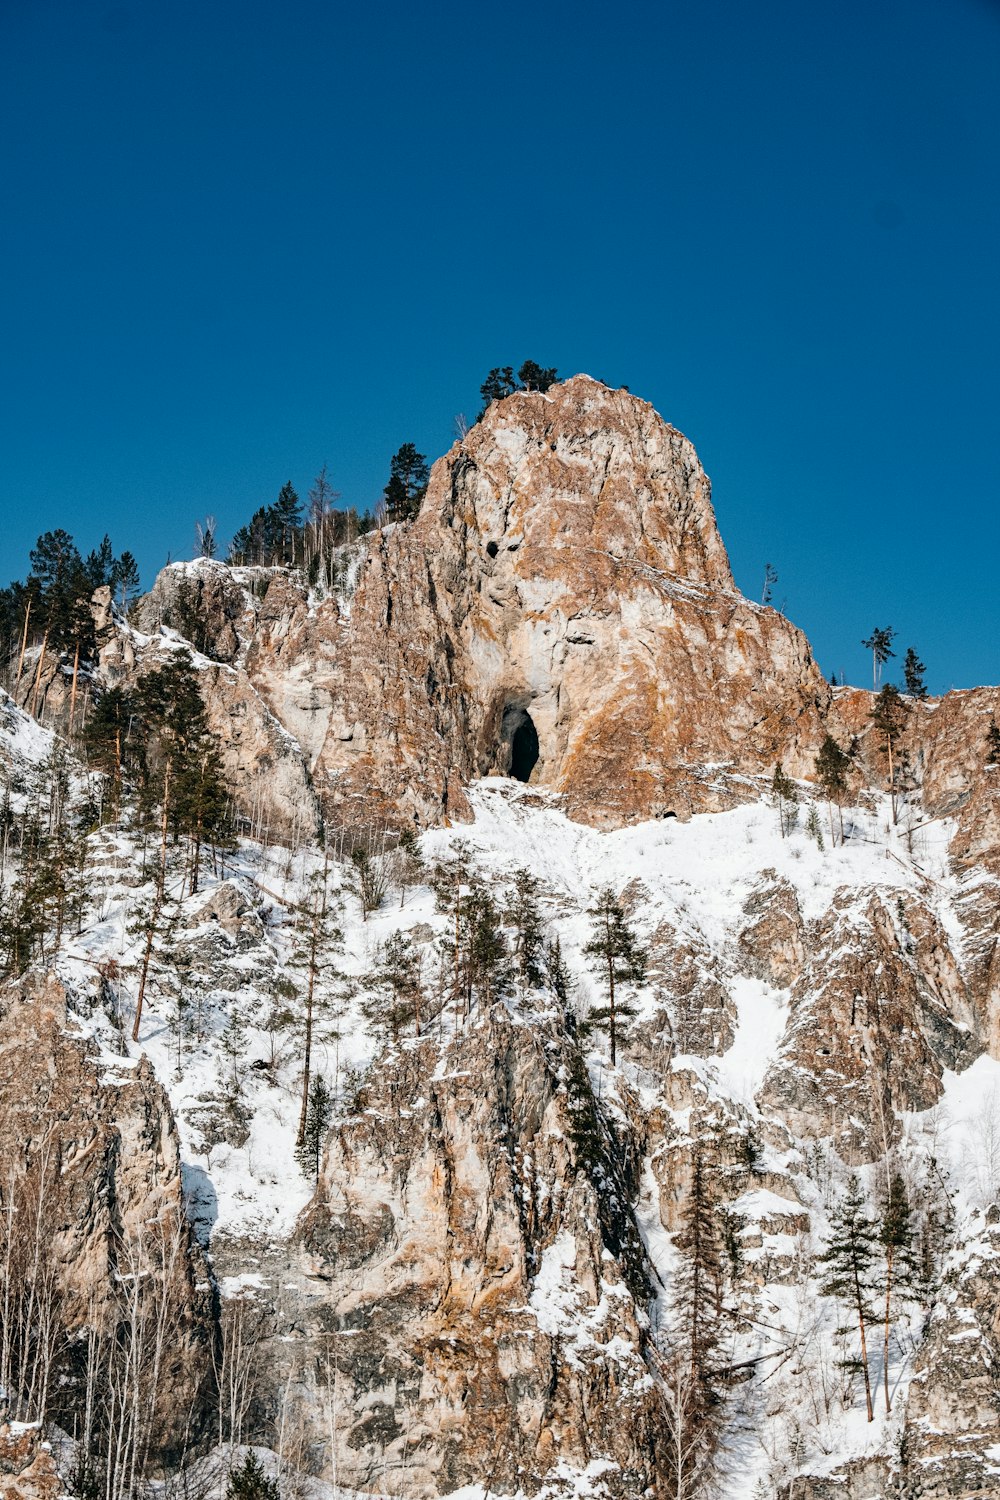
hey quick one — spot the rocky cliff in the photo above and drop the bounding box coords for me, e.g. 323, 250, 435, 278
2, 378, 1000, 1500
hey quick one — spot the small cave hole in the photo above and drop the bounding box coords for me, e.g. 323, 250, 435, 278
501, 705, 539, 783
486, 540, 499, 558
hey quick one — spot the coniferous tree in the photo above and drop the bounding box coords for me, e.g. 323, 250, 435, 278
805, 804, 824, 849
879, 1173, 919, 1415
817, 1175, 879, 1423
85, 686, 139, 821
544, 935, 575, 1017
227, 1449, 281, 1500
296, 1073, 333, 1181
109, 550, 141, 616
137, 651, 232, 895
393, 825, 425, 909
462, 885, 509, 1014
771, 763, 799, 838
130, 652, 231, 1038
815, 734, 850, 845
761, 562, 778, 605
657, 1145, 726, 1499
478, 366, 518, 417
430, 840, 475, 1009
583, 887, 646, 1065
861, 626, 896, 690
902, 648, 927, 699
84, 534, 115, 590
986, 717, 1000, 766
383, 443, 429, 523
517, 360, 558, 392
361, 931, 423, 1040
290, 859, 342, 1148
504, 866, 545, 990
870, 684, 909, 825
350, 842, 388, 918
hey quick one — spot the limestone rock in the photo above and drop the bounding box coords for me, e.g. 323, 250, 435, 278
758, 889, 978, 1160
0, 1423, 62, 1500
898, 1213, 1000, 1499
279, 1009, 662, 1497
0, 972, 213, 1458
737, 872, 806, 989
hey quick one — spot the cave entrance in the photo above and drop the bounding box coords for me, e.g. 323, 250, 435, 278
501, 705, 539, 783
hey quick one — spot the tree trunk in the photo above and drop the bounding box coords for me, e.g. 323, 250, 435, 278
296, 902, 320, 1146
68, 641, 80, 738
853, 1262, 874, 1422
883, 1245, 894, 1414
29, 629, 49, 718
132, 892, 161, 1043
14, 599, 31, 692
604, 905, 617, 1066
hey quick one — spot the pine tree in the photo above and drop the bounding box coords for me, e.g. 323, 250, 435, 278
350, 843, 388, 918
656, 1145, 726, 1499
478, 366, 518, 417
227, 1450, 280, 1500
84, 534, 115, 590
503, 866, 545, 990
136, 651, 232, 896
361, 931, 423, 1040
674, 1147, 725, 1368
296, 1074, 333, 1181
383, 444, 429, 523
862, 626, 896, 690
879, 1173, 919, 1415
986, 717, 1000, 766
902, 647, 927, 699
815, 734, 850, 845
393, 825, 424, 909
544, 935, 575, 1018
462, 885, 509, 1014
870, 684, 909, 825
517, 360, 558, 392
109, 550, 140, 617
771, 763, 799, 838
817, 1175, 879, 1422
272, 481, 302, 562
85, 686, 139, 821
806, 805, 824, 849
290, 859, 343, 1148
583, 887, 646, 1065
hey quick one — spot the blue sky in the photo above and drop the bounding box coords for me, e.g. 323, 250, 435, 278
1, 0, 997, 692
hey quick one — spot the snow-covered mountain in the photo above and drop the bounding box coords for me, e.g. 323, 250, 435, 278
2, 378, 999, 1500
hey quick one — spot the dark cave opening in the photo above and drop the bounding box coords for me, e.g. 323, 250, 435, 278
502, 705, 539, 783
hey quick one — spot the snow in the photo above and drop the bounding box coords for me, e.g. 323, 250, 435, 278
13, 750, 990, 1497
715, 976, 788, 1109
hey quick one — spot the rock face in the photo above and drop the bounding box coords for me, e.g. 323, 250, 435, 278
280, 1009, 661, 1498
0, 973, 213, 1461
759, 888, 979, 1160
0, 1421, 62, 1500
902, 1209, 1000, 1498
303, 378, 831, 828
105, 380, 830, 834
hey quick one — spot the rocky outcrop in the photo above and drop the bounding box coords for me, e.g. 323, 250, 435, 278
758, 889, 978, 1160
737, 872, 806, 989
267, 1009, 662, 1497
301, 378, 831, 829
901, 1208, 1000, 1499
0, 973, 213, 1458
0, 1421, 62, 1500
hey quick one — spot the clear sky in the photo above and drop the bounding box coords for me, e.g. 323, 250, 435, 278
1, 0, 997, 692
